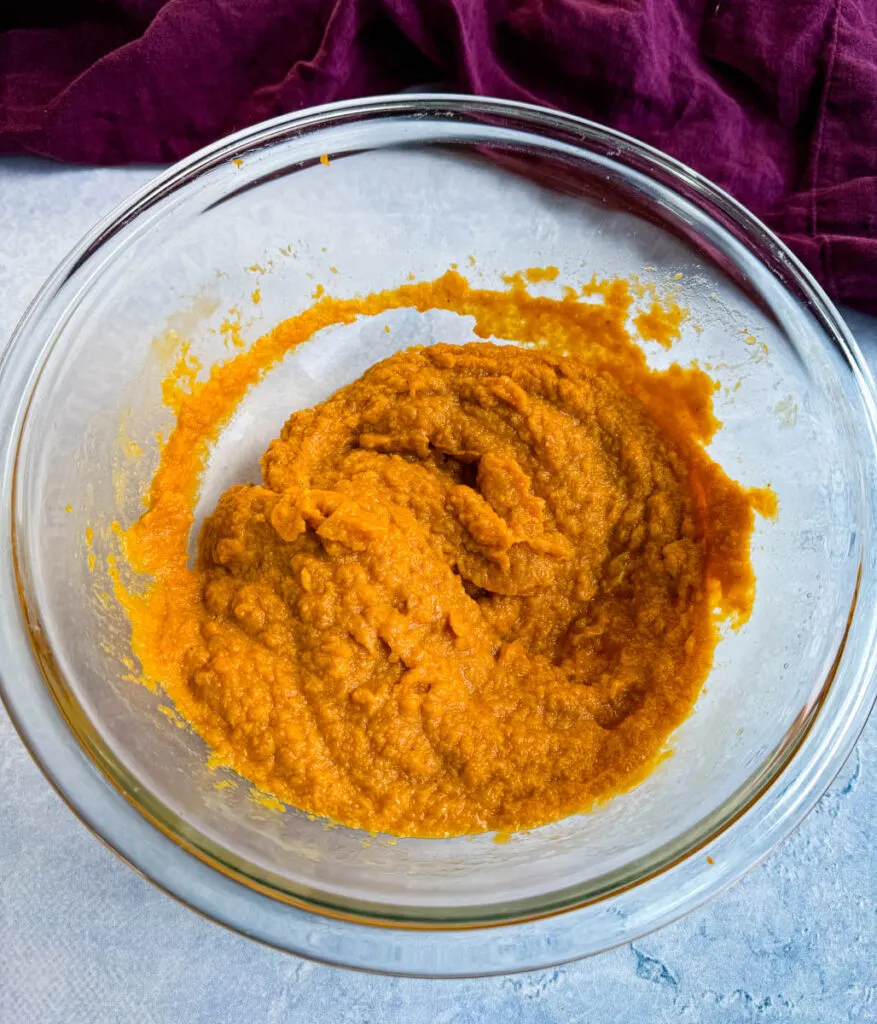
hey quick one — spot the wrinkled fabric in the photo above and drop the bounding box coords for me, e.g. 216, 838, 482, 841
1, 1, 875, 310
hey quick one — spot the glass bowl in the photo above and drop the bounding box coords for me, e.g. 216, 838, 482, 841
1, 95, 876, 977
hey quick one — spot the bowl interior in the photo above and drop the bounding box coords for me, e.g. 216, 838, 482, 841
13, 108, 865, 925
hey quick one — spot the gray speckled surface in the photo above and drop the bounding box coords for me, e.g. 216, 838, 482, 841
0, 159, 873, 1023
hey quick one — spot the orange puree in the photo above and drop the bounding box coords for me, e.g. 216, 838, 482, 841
119, 270, 768, 838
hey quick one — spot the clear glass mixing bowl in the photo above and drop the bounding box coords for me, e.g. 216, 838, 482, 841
1, 96, 876, 977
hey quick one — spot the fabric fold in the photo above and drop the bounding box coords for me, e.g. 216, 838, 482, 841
1, 0, 873, 310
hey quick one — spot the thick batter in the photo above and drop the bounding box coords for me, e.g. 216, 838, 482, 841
120, 272, 770, 837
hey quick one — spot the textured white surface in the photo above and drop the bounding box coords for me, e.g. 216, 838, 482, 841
0, 159, 873, 1022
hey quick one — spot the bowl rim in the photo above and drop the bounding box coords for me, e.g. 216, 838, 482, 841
2, 92, 876, 976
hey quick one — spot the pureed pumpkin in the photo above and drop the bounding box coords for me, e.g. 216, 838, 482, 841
116, 270, 774, 837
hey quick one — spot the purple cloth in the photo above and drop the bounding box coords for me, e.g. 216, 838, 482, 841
1, 1, 875, 311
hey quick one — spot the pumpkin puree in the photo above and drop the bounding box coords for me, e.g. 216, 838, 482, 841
119, 270, 772, 838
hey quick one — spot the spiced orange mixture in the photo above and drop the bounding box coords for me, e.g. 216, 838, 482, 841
119, 271, 773, 837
